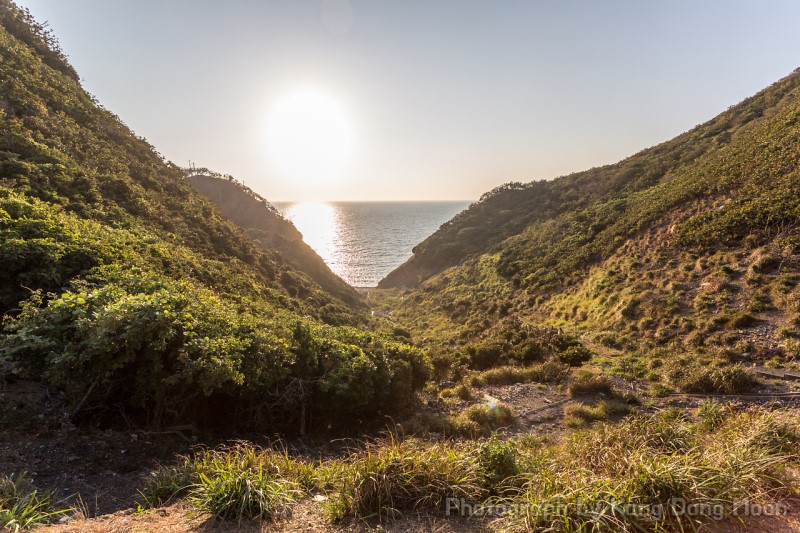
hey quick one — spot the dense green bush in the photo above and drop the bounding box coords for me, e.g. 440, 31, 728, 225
466, 341, 505, 370
0, 189, 102, 310
557, 345, 593, 366
478, 435, 520, 490
5, 268, 264, 423
4, 266, 429, 429
452, 319, 591, 375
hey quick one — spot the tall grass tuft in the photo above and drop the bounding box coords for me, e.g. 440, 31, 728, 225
143, 443, 308, 523
140, 462, 197, 507
322, 435, 485, 521
0, 473, 72, 531
189, 465, 298, 522
567, 373, 615, 397
468, 360, 569, 387
671, 362, 759, 394
564, 399, 631, 428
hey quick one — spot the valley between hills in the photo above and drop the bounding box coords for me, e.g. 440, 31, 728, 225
2, 1, 800, 531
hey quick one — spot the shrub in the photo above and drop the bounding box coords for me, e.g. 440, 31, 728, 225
478, 435, 520, 490
440, 383, 473, 401
468, 366, 522, 387
448, 416, 485, 438
467, 341, 506, 370
391, 326, 412, 341
619, 297, 642, 320
530, 359, 572, 383
595, 332, 623, 349
556, 345, 593, 367
428, 351, 455, 381
509, 338, 547, 364
401, 412, 458, 437
4, 269, 429, 430
407, 402, 517, 439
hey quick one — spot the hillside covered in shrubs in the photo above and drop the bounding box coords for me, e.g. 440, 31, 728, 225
2, 2, 800, 531
0, 0, 427, 432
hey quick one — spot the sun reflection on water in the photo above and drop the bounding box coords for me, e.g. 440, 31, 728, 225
280, 202, 339, 267
276, 200, 471, 288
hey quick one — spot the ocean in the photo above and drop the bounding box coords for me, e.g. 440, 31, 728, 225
274, 201, 471, 288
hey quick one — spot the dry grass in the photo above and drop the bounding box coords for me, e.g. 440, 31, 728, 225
567, 374, 615, 397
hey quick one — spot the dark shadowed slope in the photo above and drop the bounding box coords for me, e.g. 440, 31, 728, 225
187, 173, 362, 306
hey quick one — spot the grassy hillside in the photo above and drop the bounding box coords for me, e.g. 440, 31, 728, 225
383, 70, 800, 290
186, 172, 361, 306
379, 68, 800, 389
1, 3, 799, 531
0, 0, 427, 431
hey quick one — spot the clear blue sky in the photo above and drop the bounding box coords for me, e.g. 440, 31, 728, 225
16, 0, 800, 201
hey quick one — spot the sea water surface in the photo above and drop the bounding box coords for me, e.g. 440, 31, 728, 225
274, 202, 470, 288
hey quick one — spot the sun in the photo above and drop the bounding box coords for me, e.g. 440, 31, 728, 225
266, 90, 354, 185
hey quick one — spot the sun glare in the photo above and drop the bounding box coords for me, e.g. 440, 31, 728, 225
266, 90, 354, 187
281, 202, 339, 267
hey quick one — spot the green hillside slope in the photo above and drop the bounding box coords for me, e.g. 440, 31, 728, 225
381, 70, 800, 290
0, 1, 426, 430
380, 68, 800, 386
186, 173, 360, 306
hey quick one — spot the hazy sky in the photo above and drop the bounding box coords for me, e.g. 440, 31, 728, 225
16, 0, 800, 201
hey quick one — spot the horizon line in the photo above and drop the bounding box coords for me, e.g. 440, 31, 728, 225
270, 199, 475, 204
